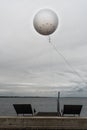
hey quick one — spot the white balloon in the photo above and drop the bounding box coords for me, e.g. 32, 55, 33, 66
33, 9, 58, 35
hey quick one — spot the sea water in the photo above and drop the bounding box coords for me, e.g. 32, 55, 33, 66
0, 97, 87, 116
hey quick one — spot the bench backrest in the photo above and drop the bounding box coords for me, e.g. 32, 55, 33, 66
62, 105, 82, 116
13, 104, 33, 115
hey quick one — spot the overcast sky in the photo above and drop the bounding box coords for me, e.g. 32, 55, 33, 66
0, 0, 87, 97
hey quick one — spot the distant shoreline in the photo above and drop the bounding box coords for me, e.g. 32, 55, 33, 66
0, 96, 87, 98
0, 96, 55, 98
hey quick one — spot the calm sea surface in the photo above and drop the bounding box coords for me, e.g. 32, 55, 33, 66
0, 97, 87, 116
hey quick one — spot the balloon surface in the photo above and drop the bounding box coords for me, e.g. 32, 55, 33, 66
33, 9, 58, 35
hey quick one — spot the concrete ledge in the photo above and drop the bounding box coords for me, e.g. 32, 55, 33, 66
0, 116, 87, 130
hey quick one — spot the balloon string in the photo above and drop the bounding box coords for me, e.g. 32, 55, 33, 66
48, 35, 86, 84
48, 35, 51, 43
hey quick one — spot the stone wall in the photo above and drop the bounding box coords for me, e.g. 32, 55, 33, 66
0, 116, 87, 130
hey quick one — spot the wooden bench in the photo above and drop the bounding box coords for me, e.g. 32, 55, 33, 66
13, 104, 35, 116
62, 105, 82, 116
